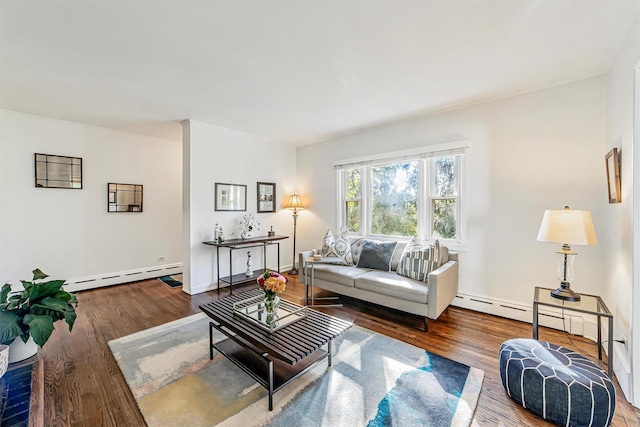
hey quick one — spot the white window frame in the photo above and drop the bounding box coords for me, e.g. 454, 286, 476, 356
335, 142, 468, 248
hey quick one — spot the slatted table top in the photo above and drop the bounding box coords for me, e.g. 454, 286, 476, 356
200, 289, 352, 365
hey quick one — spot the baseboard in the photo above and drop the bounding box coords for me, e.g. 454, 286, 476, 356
64, 263, 183, 292
613, 342, 633, 402
451, 292, 601, 342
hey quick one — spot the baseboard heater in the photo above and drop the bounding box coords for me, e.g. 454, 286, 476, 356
64, 263, 183, 292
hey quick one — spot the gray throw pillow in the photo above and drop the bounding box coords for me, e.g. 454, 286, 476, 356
356, 240, 398, 271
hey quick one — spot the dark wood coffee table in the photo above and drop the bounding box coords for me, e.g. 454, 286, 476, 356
200, 289, 352, 410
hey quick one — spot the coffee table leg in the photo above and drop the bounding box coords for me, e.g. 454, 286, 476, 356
268, 359, 274, 411
209, 322, 214, 360
328, 339, 332, 367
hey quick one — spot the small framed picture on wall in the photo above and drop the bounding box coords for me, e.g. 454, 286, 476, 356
605, 148, 621, 203
257, 182, 276, 213
215, 183, 247, 211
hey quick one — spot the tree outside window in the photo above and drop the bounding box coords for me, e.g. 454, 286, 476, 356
370, 161, 418, 237
345, 168, 361, 233
432, 157, 457, 239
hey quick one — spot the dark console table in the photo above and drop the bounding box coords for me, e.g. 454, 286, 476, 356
203, 235, 289, 294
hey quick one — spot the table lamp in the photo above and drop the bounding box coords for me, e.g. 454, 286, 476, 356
536, 206, 597, 301
284, 194, 305, 274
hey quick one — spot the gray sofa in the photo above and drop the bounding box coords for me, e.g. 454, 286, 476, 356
299, 239, 459, 331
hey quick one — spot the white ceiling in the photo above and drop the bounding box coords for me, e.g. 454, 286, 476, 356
1, 1, 638, 146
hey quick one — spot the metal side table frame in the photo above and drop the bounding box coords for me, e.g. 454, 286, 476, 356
303, 257, 344, 307
533, 286, 613, 378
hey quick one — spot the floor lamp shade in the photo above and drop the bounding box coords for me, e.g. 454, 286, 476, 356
285, 194, 305, 274
537, 206, 597, 301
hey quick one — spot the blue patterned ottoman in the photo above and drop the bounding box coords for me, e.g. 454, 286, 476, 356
499, 339, 615, 427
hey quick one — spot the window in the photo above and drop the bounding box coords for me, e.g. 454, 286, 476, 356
337, 145, 466, 244
344, 168, 361, 233
431, 156, 458, 239
370, 161, 418, 237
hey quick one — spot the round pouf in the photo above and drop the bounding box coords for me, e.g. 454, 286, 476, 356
499, 338, 615, 427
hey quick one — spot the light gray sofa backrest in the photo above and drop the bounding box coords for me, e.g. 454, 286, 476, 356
350, 238, 454, 270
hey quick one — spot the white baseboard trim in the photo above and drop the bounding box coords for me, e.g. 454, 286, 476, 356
64, 263, 183, 292
613, 342, 633, 402
451, 292, 607, 343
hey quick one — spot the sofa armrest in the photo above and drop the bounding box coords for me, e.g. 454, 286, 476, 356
426, 260, 459, 320
298, 250, 315, 281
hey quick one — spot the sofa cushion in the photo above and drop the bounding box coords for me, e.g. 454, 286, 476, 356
310, 264, 370, 287
439, 245, 449, 267
356, 240, 398, 271
397, 239, 440, 282
396, 236, 423, 272
355, 271, 428, 304
321, 230, 353, 265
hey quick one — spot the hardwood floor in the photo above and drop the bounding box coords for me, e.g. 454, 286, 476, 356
36, 274, 640, 426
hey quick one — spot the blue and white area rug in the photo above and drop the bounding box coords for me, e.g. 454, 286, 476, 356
108, 313, 484, 427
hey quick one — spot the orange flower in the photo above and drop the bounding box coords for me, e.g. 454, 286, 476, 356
257, 270, 287, 294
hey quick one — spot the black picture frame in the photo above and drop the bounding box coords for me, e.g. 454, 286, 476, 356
215, 183, 247, 211
257, 182, 276, 213
34, 153, 83, 189
107, 183, 143, 213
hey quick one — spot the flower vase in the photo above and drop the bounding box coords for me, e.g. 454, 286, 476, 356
263, 293, 280, 315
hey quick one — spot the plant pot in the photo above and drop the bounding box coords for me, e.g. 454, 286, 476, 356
0, 345, 8, 378
8, 337, 37, 363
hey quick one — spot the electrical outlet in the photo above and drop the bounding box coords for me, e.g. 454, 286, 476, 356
157, 256, 165, 262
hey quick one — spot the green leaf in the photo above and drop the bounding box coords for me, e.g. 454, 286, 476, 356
29, 280, 65, 302
55, 291, 71, 302
37, 297, 69, 312
24, 314, 54, 347
64, 310, 76, 332
0, 310, 24, 345
20, 280, 34, 292
32, 269, 49, 281
0, 284, 11, 304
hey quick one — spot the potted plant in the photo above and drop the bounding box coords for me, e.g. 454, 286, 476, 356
0, 269, 77, 362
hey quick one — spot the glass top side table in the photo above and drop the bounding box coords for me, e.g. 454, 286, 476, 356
303, 257, 344, 307
533, 286, 613, 378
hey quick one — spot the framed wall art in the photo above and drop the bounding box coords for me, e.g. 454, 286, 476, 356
34, 153, 83, 189
257, 182, 276, 213
215, 183, 247, 211
108, 183, 143, 212
605, 148, 621, 203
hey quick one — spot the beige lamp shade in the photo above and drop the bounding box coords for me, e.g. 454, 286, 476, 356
537, 207, 597, 246
284, 194, 305, 211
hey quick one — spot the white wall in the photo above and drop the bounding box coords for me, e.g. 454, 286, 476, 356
604, 13, 639, 404
0, 110, 182, 283
297, 77, 607, 308
182, 120, 297, 294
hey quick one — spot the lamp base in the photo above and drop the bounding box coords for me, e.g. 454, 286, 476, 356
550, 282, 581, 302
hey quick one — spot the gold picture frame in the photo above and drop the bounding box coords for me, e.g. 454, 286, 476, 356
605, 148, 621, 203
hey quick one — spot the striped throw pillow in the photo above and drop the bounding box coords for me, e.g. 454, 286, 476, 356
397, 239, 440, 282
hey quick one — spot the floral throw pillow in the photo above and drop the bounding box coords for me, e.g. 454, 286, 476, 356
321, 229, 353, 265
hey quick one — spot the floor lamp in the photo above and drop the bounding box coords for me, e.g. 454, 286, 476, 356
284, 194, 305, 274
